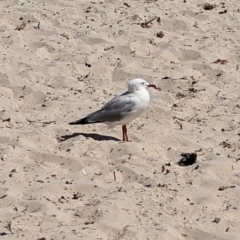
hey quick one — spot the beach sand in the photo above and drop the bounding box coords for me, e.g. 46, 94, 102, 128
0, 0, 240, 239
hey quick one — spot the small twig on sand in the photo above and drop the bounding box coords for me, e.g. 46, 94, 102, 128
213, 59, 228, 64
104, 46, 115, 51
218, 185, 235, 191
174, 120, 183, 130
188, 114, 198, 122
4, 221, 13, 234
123, 2, 131, 7
78, 73, 90, 81
173, 116, 185, 121
113, 171, 116, 181
141, 17, 157, 28
15, 22, 26, 31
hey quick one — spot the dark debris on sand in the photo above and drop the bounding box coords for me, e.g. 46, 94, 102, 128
178, 153, 197, 166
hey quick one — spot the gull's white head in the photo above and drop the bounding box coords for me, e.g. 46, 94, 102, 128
128, 78, 156, 93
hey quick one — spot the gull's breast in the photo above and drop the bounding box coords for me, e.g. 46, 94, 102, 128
107, 89, 150, 128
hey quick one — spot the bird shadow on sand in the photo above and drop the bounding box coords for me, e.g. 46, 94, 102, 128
59, 132, 120, 142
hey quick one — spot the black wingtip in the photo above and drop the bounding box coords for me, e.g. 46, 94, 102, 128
69, 117, 88, 125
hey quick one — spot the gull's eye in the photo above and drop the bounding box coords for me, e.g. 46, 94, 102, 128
141, 82, 145, 85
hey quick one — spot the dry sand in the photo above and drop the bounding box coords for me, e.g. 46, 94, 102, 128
1, 0, 240, 239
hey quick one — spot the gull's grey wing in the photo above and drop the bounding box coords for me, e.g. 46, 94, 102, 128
85, 91, 136, 123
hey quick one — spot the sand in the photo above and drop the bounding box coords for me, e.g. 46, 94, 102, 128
0, 0, 240, 239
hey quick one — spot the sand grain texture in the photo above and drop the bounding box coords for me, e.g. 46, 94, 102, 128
0, 0, 240, 239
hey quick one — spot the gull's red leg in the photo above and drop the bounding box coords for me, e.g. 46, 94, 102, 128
125, 126, 129, 142
122, 125, 126, 141
122, 125, 128, 142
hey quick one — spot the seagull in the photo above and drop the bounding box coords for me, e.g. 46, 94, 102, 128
69, 78, 157, 141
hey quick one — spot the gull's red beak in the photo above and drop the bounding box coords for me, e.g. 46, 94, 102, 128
148, 84, 157, 89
